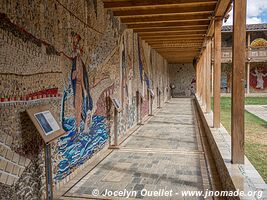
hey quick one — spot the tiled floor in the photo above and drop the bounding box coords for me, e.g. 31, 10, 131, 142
60, 98, 222, 200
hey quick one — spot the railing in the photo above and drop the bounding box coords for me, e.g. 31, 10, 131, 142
220, 47, 267, 63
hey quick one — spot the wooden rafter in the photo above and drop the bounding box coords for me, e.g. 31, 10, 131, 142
112, 5, 216, 16
133, 26, 208, 33
127, 21, 210, 29
120, 13, 211, 24
103, 0, 230, 63
138, 30, 206, 36
141, 35, 205, 40
103, 0, 217, 9
147, 39, 204, 44
150, 43, 202, 48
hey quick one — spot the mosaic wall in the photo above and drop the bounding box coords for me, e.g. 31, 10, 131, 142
0, 0, 170, 199
169, 63, 196, 97
221, 63, 267, 93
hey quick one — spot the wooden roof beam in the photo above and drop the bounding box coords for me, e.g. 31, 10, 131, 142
103, 0, 217, 9
168, 60, 194, 63
133, 26, 208, 33
128, 20, 210, 28
138, 30, 206, 36
150, 42, 203, 46
157, 50, 200, 53
141, 35, 205, 40
120, 12, 212, 23
152, 46, 202, 49
154, 47, 202, 50
159, 54, 199, 58
146, 39, 204, 43
147, 39, 204, 44
112, 5, 216, 16
163, 57, 196, 60
161, 53, 198, 55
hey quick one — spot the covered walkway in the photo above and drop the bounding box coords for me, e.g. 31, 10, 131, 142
58, 98, 221, 199
1, 0, 266, 199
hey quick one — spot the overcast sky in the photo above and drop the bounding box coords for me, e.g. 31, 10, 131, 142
224, 0, 267, 25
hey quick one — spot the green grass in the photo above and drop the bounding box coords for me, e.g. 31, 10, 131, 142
211, 97, 267, 183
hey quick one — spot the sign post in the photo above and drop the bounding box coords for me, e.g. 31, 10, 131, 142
27, 105, 65, 200
108, 96, 122, 149
45, 143, 53, 200
148, 88, 155, 116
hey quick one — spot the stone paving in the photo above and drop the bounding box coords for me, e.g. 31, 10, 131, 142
245, 105, 267, 122
63, 98, 219, 200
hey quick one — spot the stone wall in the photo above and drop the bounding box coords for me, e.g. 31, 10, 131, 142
0, 1, 170, 199
169, 63, 196, 97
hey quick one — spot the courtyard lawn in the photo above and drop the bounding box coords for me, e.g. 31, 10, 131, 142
212, 97, 267, 183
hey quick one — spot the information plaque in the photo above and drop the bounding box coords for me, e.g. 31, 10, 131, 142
27, 105, 66, 200
109, 96, 123, 113
148, 88, 155, 97
27, 105, 65, 144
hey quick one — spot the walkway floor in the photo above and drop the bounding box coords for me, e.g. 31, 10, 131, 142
60, 98, 222, 200
245, 105, 267, 122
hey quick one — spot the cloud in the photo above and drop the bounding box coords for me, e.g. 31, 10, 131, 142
246, 17, 262, 24
223, 0, 267, 25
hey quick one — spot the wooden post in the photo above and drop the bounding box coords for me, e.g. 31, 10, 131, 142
213, 18, 222, 128
231, 0, 246, 164
211, 37, 214, 97
199, 54, 203, 103
202, 48, 207, 110
201, 54, 205, 105
247, 32, 251, 94
196, 61, 199, 97
198, 57, 202, 100
206, 37, 212, 113
211, 61, 214, 97
247, 62, 250, 94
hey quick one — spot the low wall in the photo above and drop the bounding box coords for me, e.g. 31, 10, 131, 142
194, 97, 267, 200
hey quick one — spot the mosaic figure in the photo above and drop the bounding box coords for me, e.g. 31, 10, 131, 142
70, 33, 93, 132
251, 68, 267, 89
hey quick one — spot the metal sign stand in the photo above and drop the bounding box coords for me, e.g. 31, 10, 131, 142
45, 143, 53, 200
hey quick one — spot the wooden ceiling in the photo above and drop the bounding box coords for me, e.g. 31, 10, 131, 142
103, 0, 231, 63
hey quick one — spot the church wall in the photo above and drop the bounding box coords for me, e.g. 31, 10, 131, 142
169, 63, 196, 97
0, 1, 170, 199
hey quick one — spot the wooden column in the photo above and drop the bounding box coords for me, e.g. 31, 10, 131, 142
199, 59, 201, 99
231, 0, 247, 164
247, 62, 250, 94
206, 37, 212, 113
211, 61, 214, 96
211, 38, 214, 97
199, 56, 202, 101
247, 33, 251, 94
200, 52, 204, 106
202, 48, 207, 108
200, 54, 204, 104
213, 18, 222, 128
196, 61, 199, 97
196, 59, 199, 98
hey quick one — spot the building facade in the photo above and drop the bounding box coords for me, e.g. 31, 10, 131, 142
221, 24, 267, 93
